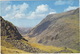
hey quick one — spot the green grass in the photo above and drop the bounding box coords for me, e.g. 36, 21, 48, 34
1, 46, 29, 54
29, 43, 63, 52
67, 48, 80, 53
1, 36, 80, 53
1, 36, 16, 49
27, 42, 80, 53
1, 36, 29, 54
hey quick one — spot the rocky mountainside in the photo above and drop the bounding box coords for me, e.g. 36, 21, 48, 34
0, 16, 45, 53
28, 8, 80, 51
1, 16, 23, 40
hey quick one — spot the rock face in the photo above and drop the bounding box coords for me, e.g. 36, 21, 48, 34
0, 16, 22, 40
28, 8, 80, 50
0, 16, 45, 53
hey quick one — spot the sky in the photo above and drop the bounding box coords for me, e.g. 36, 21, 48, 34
0, 0, 79, 27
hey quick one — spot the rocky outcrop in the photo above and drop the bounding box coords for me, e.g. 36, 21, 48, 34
0, 16, 22, 40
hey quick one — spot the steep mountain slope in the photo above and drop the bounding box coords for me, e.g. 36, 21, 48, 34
1, 16, 23, 40
28, 8, 80, 51
0, 16, 45, 53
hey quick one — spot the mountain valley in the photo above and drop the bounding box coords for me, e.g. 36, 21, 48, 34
0, 8, 80, 53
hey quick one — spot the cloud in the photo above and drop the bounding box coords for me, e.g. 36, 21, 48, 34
27, 12, 46, 19
64, 6, 78, 12
27, 4, 56, 19
79, 0, 80, 7
3, 2, 29, 19
13, 3, 29, 13
5, 5, 11, 11
3, 4, 56, 19
36, 4, 48, 13
0, 1, 11, 15
54, 0, 74, 5
54, 0, 66, 5
49, 12, 56, 14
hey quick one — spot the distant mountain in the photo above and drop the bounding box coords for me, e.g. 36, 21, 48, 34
17, 27, 32, 36
28, 8, 80, 51
0, 16, 45, 54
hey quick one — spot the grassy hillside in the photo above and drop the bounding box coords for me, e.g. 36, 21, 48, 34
1, 36, 46, 53
1, 36, 29, 54
28, 42, 80, 53
27, 8, 80, 51
1, 46, 29, 54
24, 36, 80, 53
2, 36, 80, 53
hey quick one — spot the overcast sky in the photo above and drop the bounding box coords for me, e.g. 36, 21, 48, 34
0, 0, 79, 27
